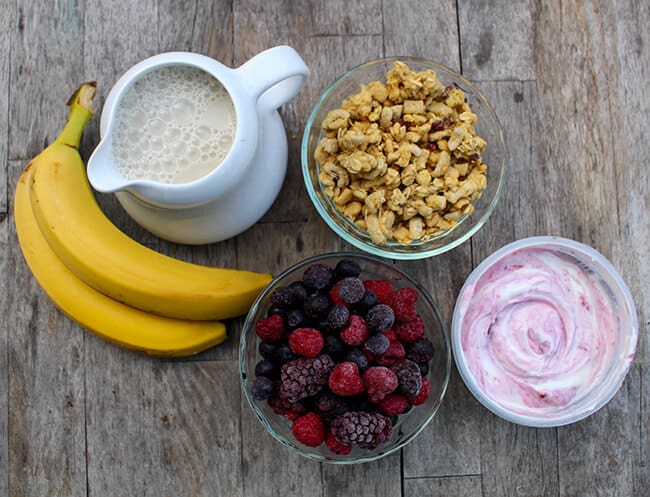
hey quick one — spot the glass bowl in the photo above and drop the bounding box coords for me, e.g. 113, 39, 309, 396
301, 57, 507, 259
451, 236, 638, 427
239, 252, 451, 463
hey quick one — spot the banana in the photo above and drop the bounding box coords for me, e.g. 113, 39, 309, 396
14, 163, 227, 357
29, 83, 272, 320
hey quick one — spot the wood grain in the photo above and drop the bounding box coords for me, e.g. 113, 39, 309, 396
0, 0, 12, 211
404, 475, 483, 497
0, 181, 10, 497
322, 453, 401, 497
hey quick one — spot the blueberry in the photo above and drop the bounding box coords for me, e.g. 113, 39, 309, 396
286, 308, 307, 329
250, 376, 274, 400
334, 259, 361, 279
344, 348, 369, 371
272, 343, 295, 365
406, 338, 435, 363
338, 277, 365, 304
288, 281, 309, 302
364, 333, 390, 356
302, 263, 334, 291
327, 305, 350, 331
354, 290, 379, 314
258, 341, 276, 359
303, 292, 330, 318
266, 306, 286, 317
418, 361, 430, 377
254, 358, 277, 378
324, 334, 346, 359
366, 304, 395, 332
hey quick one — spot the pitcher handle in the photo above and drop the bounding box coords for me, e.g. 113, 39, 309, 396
235, 45, 309, 110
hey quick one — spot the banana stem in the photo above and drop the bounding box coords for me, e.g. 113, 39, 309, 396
55, 82, 98, 148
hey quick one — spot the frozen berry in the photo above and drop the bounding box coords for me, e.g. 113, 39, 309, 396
376, 341, 406, 366
363, 366, 398, 403
272, 343, 296, 365
340, 315, 370, 346
324, 334, 346, 359
303, 292, 330, 319
391, 360, 422, 397
258, 341, 276, 358
312, 390, 350, 423
279, 355, 335, 402
327, 305, 350, 330
392, 287, 419, 322
303, 263, 334, 291
378, 393, 410, 416
254, 358, 277, 378
409, 377, 430, 406
328, 281, 347, 307
344, 348, 369, 371
270, 286, 296, 308
269, 395, 306, 419
338, 277, 365, 304
255, 314, 286, 342
288, 281, 308, 302
394, 316, 425, 343
331, 411, 392, 449
267, 306, 286, 317
334, 259, 361, 279
286, 308, 307, 329
288, 328, 324, 358
418, 361, 430, 377
250, 376, 274, 400
328, 362, 365, 396
363, 280, 394, 305
366, 304, 395, 332
364, 333, 390, 356
292, 412, 325, 447
325, 430, 352, 455
354, 290, 379, 314
383, 329, 398, 342
406, 337, 435, 363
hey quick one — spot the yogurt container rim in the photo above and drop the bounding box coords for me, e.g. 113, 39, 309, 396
451, 235, 638, 427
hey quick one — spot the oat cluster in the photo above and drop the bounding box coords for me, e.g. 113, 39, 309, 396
315, 61, 489, 245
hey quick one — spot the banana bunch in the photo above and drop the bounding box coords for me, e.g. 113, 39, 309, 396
13, 83, 273, 356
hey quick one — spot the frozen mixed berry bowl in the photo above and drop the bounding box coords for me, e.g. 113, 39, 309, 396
239, 252, 451, 463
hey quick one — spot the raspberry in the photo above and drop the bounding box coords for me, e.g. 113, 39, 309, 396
303, 292, 330, 318
409, 377, 430, 405
366, 304, 395, 332
255, 314, 286, 342
364, 333, 390, 356
270, 286, 296, 308
254, 358, 277, 378
328, 282, 347, 307
406, 337, 434, 363
378, 393, 410, 416
338, 277, 365, 304
376, 341, 406, 366
392, 287, 419, 322
303, 263, 334, 291
331, 411, 392, 449
334, 259, 361, 279
288, 328, 324, 357
279, 355, 335, 402
363, 280, 394, 304
383, 329, 398, 342
391, 360, 422, 397
250, 376, 275, 400
325, 430, 352, 455
327, 305, 350, 330
292, 412, 325, 447
340, 315, 370, 346
344, 348, 369, 371
285, 308, 307, 329
363, 366, 398, 403
328, 361, 365, 396
393, 315, 425, 343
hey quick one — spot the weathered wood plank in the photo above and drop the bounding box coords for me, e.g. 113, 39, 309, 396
322, 453, 401, 497
0, 192, 10, 497
633, 364, 649, 495
0, 0, 12, 212
404, 475, 483, 497
7, 160, 87, 497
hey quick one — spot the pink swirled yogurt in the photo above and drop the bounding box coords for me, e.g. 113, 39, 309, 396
457, 247, 620, 416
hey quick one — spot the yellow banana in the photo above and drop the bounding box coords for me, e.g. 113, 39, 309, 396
29, 83, 272, 320
14, 162, 227, 356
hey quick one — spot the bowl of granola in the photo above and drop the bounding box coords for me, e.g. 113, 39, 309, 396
301, 57, 507, 259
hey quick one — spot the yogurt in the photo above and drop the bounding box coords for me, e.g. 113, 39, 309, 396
457, 246, 620, 416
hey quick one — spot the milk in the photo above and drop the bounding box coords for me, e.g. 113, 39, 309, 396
112, 65, 236, 184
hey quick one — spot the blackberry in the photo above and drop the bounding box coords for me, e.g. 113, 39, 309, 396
344, 348, 369, 371
327, 305, 350, 330
366, 304, 395, 332
303, 292, 330, 319
391, 360, 422, 398
324, 334, 346, 359
338, 277, 365, 304
288, 281, 309, 302
250, 376, 275, 401
286, 308, 307, 329
279, 354, 335, 403
354, 290, 379, 314
406, 338, 435, 363
258, 341, 276, 359
331, 411, 392, 449
303, 263, 334, 291
272, 343, 295, 365
311, 390, 350, 423
254, 358, 277, 378
270, 286, 296, 308
334, 259, 361, 279
364, 333, 390, 356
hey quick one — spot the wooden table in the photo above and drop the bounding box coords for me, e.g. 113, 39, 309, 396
1, 1, 647, 496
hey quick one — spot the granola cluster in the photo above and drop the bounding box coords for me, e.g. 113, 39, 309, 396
315, 61, 488, 245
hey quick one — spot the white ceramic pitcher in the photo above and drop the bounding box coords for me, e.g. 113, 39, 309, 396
87, 45, 308, 244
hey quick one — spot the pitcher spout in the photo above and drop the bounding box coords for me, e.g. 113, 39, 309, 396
87, 138, 133, 193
